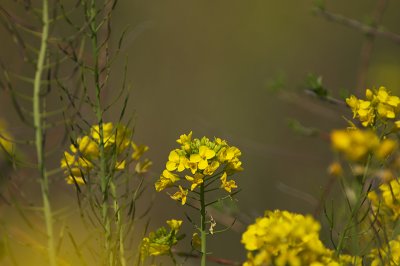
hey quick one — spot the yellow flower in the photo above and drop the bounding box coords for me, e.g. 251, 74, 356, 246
135, 159, 152, 173
369, 178, 400, 222
185, 173, 204, 191
375, 138, 397, 160
241, 210, 342, 266
369, 235, 400, 266
226, 158, 244, 173
191, 233, 201, 250
166, 219, 183, 231
203, 161, 220, 175
177, 131, 192, 151
115, 160, 126, 170
78, 136, 99, 157
347, 87, 400, 126
220, 172, 237, 192
155, 170, 180, 192
345, 96, 375, 127
65, 175, 85, 185
132, 142, 149, 160
170, 185, 188, 205
91, 122, 132, 153
91, 122, 114, 144
166, 150, 187, 172
140, 220, 183, 260
218, 146, 241, 162
327, 162, 343, 177
331, 129, 379, 161
186, 160, 198, 174
190, 145, 216, 170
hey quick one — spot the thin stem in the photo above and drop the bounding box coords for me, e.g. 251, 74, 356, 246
200, 183, 207, 266
335, 155, 371, 256
33, 0, 57, 265
89, 0, 112, 264
111, 182, 127, 266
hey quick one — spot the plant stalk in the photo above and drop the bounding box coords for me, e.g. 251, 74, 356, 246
89, 0, 112, 264
200, 183, 207, 266
34, 0, 57, 265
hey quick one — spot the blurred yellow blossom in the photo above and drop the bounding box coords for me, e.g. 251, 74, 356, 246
62, 122, 151, 185
241, 210, 358, 266
331, 129, 386, 162
368, 178, 400, 222
369, 235, 400, 266
327, 162, 343, 177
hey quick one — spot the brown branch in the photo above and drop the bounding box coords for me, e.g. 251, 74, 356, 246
356, 0, 388, 95
314, 8, 400, 45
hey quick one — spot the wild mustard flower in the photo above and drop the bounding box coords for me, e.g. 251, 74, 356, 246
170, 185, 188, 205
369, 235, 400, 266
330, 129, 396, 162
155, 132, 242, 204
156, 132, 242, 265
241, 210, 359, 266
327, 161, 343, 177
140, 219, 183, 260
155, 170, 180, 192
185, 173, 204, 191
346, 86, 400, 127
61, 122, 151, 185
132, 142, 149, 160
220, 172, 237, 192
368, 178, 400, 222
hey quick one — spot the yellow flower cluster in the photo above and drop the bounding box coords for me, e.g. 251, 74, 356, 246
368, 178, 400, 223
369, 235, 400, 266
155, 132, 242, 205
140, 219, 183, 259
346, 86, 400, 127
331, 129, 397, 162
241, 210, 359, 266
61, 122, 150, 185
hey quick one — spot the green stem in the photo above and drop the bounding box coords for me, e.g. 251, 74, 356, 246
34, 0, 57, 265
335, 155, 371, 257
111, 182, 127, 266
200, 183, 207, 266
89, 1, 112, 264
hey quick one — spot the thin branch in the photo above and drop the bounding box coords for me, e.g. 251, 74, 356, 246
314, 7, 400, 45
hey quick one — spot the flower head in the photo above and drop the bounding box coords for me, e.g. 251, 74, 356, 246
140, 219, 183, 260
242, 210, 359, 266
62, 122, 151, 186
155, 132, 243, 198
346, 87, 400, 127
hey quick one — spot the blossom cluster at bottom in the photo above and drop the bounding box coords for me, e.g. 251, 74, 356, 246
241, 210, 360, 266
140, 219, 183, 260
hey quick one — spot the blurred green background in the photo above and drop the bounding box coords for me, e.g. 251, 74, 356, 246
1, 0, 400, 265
